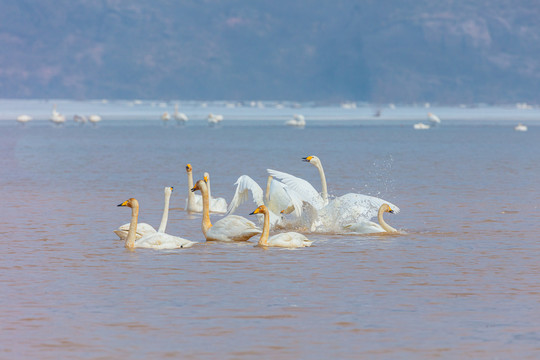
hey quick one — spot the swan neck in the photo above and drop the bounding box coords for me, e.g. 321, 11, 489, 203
378, 207, 397, 233
206, 178, 212, 199
317, 162, 328, 204
265, 176, 272, 204
258, 209, 270, 246
187, 171, 194, 203
125, 204, 138, 248
157, 191, 171, 233
199, 182, 213, 235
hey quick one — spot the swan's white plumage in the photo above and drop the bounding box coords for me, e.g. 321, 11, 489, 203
117, 197, 195, 249
267, 169, 325, 210
115, 186, 174, 240
192, 179, 261, 242
204, 172, 228, 213
343, 203, 398, 234
250, 205, 312, 248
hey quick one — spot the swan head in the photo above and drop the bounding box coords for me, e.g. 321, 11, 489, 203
203, 172, 209, 182
302, 155, 321, 166
186, 164, 192, 173
380, 203, 394, 214
164, 186, 174, 196
117, 198, 139, 208
250, 205, 268, 215
191, 179, 207, 192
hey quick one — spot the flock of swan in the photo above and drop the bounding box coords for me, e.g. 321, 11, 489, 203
115, 155, 401, 250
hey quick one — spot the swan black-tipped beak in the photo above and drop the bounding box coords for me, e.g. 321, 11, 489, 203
302, 157, 310, 162
389, 210, 395, 214
191, 187, 197, 192
117, 203, 123, 207
249, 211, 256, 215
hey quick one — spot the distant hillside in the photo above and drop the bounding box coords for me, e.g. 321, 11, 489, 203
0, 0, 539, 103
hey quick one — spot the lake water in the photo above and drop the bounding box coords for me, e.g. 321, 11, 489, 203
1, 105, 539, 359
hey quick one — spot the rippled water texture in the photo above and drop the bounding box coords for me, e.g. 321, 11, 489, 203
1, 118, 539, 359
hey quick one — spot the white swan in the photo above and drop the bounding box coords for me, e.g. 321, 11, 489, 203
161, 112, 171, 122
73, 114, 87, 123
89, 115, 102, 124
413, 122, 430, 130
285, 114, 306, 127
204, 172, 228, 213
427, 112, 441, 124
192, 179, 261, 242
269, 155, 400, 231
208, 113, 223, 124
250, 205, 312, 248
515, 123, 528, 132
185, 164, 227, 213
114, 186, 174, 240
50, 104, 66, 124
343, 203, 398, 234
117, 197, 195, 249
173, 104, 188, 123
17, 114, 32, 124
227, 175, 303, 228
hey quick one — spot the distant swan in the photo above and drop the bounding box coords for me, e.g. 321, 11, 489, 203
89, 115, 102, 124
515, 123, 528, 132
17, 114, 32, 124
50, 104, 66, 124
285, 114, 306, 127
173, 104, 188, 123
117, 197, 195, 249
413, 122, 430, 130
343, 203, 398, 234
227, 175, 303, 228
192, 179, 261, 242
427, 112, 441, 124
208, 113, 223, 124
115, 186, 173, 240
250, 205, 312, 248
161, 112, 171, 122
185, 164, 227, 213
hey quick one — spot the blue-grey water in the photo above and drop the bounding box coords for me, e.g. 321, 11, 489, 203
1, 112, 539, 359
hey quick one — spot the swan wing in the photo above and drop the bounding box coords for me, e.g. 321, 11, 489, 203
135, 232, 196, 249
267, 169, 324, 209
116, 222, 156, 240
186, 193, 203, 212
227, 175, 264, 214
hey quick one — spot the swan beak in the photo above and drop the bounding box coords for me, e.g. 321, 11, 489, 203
191, 186, 197, 192
204, 175, 208, 182
117, 200, 128, 207
250, 209, 260, 215
302, 156, 312, 162
186, 164, 192, 171
389, 209, 395, 214
170, 186, 174, 192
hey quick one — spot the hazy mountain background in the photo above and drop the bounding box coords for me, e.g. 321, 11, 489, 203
1, 0, 539, 103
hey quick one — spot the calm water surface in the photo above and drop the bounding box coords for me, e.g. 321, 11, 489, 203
1, 119, 539, 359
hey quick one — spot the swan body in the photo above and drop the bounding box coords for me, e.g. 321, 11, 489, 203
515, 123, 528, 132
50, 104, 66, 124
413, 122, 430, 130
117, 197, 195, 249
17, 114, 32, 123
285, 114, 306, 127
89, 114, 102, 124
161, 112, 171, 122
208, 113, 223, 124
192, 179, 261, 242
185, 165, 227, 213
250, 205, 312, 248
269, 155, 400, 232
115, 186, 173, 240
227, 175, 303, 228
173, 104, 188, 122
427, 112, 441, 124
343, 203, 398, 234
